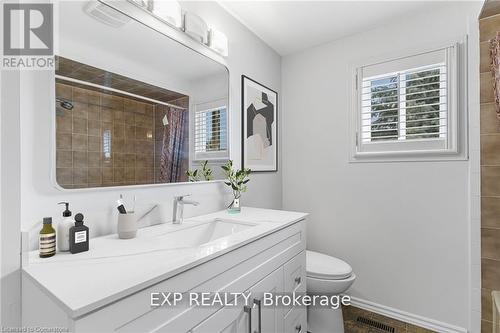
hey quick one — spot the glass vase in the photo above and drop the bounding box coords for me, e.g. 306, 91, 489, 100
227, 197, 241, 214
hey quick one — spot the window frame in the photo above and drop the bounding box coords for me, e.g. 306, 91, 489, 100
193, 99, 229, 161
349, 41, 467, 162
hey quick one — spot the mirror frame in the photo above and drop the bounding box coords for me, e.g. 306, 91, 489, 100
50, 0, 231, 192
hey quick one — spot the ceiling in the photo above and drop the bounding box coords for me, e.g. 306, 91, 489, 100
219, 1, 451, 56
56, 56, 187, 104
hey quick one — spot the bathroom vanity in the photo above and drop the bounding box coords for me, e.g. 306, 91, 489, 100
22, 208, 307, 333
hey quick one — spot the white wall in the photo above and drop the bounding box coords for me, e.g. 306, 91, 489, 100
282, 2, 481, 331
1, 69, 22, 325
1, 0, 22, 318
180, 1, 283, 210
1, 0, 281, 327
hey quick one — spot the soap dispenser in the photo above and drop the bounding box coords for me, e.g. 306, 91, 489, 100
57, 202, 74, 252
69, 213, 89, 254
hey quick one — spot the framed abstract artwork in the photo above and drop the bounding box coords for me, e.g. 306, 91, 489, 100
241, 75, 278, 172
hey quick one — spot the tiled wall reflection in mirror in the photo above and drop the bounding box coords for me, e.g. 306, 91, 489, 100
55, 57, 189, 188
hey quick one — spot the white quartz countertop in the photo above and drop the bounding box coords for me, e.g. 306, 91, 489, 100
23, 207, 307, 318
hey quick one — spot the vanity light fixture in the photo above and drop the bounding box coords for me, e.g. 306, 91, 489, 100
209, 28, 228, 57
151, 0, 182, 28
184, 12, 208, 44
126, 0, 228, 57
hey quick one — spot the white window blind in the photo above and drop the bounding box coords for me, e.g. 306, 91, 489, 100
352, 44, 459, 160
194, 105, 228, 160
361, 64, 447, 142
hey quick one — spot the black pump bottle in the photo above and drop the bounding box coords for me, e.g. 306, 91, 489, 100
69, 213, 89, 254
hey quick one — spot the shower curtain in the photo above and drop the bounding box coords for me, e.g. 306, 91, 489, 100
490, 32, 500, 119
159, 105, 187, 183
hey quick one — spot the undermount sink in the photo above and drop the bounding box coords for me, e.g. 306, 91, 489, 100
147, 219, 258, 249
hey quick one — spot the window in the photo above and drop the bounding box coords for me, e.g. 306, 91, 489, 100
352, 44, 461, 161
194, 102, 228, 160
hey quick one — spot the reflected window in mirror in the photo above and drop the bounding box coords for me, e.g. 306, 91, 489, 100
194, 102, 228, 161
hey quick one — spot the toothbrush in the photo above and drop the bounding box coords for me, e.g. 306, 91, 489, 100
117, 194, 127, 214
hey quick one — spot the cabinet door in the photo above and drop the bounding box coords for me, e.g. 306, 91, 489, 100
284, 307, 306, 333
191, 267, 285, 333
249, 267, 284, 333
191, 302, 252, 333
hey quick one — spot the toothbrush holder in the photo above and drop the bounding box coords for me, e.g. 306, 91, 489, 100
117, 212, 137, 239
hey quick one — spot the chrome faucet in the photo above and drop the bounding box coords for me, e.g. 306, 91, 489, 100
173, 195, 199, 224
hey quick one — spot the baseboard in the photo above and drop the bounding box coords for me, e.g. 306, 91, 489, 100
349, 296, 468, 333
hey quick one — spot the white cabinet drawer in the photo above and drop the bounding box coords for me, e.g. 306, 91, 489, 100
284, 306, 307, 333
283, 251, 306, 294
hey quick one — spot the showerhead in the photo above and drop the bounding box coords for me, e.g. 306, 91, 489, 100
56, 98, 74, 110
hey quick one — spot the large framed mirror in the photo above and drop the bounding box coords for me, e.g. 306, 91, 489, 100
54, 1, 229, 189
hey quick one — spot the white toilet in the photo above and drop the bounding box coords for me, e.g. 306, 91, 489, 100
306, 250, 356, 333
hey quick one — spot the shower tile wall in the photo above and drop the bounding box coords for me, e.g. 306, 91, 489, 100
480, 11, 500, 333
55, 82, 155, 188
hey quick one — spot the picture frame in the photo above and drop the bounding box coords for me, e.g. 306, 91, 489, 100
241, 75, 278, 172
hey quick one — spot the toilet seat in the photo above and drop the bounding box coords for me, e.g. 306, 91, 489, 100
306, 250, 352, 280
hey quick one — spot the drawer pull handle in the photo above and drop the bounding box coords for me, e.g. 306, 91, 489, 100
244, 305, 252, 333
253, 299, 262, 333
295, 324, 302, 333
295, 276, 301, 284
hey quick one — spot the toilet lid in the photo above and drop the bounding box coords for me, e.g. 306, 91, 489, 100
306, 250, 352, 280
